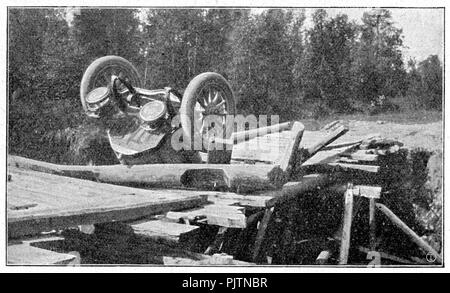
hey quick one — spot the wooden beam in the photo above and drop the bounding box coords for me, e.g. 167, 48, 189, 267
305, 123, 349, 157
376, 203, 442, 264
231, 122, 293, 144
9, 155, 278, 192
252, 207, 274, 262
339, 184, 354, 265
279, 121, 305, 175
328, 163, 380, 173
204, 205, 247, 228
328, 184, 382, 199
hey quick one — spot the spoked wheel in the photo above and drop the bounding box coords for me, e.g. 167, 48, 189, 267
80, 55, 142, 113
180, 72, 236, 162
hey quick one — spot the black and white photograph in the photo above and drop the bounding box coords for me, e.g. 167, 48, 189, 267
1, 0, 447, 273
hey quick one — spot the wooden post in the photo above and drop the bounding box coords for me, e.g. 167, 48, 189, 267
339, 183, 354, 264
376, 203, 442, 264
252, 207, 274, 263
369, 198, 377, 251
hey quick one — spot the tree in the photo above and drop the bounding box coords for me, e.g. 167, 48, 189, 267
418, 55, 442, 109
353, 9, 406, 103
300, 10, 357, 114
229, 9, 297, 117
72, 8, 142, 64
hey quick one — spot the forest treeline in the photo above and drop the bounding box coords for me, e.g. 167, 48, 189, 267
8, 8, 443, 163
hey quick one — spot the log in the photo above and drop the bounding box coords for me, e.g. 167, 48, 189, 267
9, 155, 278, 192
376, 203, 442, 264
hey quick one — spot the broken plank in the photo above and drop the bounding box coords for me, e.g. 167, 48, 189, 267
301, 143, 360, 166
8, 244, 76, 265
279, 121, 305, 175
131, 220, 199, 243
204, 206, 247, 228
305, 123, 349, 157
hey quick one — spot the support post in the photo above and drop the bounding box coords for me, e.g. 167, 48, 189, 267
339, 183, 354, 264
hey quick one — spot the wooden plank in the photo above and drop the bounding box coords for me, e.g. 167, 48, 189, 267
327, 163, 380, 173
165, 208, 207, 223
279, 121, 305, 175
339, 184, 354, 265
305, 123, 349, 157
343, 150, 378, 162
8, 244, 76, 265
231, 131, 292, 164
231, 122, 293, 144
252, 207, 274, 262
7, 167, 206, 238
131, 220, 199, 242
328, 185, 382, 199
204, 205, 247, 228
376, 203, 442, 264
301, 144, 359, 166
9, 155, 277, 192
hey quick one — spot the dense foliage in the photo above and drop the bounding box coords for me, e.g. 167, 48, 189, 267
8, 8, 442, 163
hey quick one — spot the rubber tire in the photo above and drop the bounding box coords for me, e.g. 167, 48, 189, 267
80, 55, 142, 112
180, 72, 236, 147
